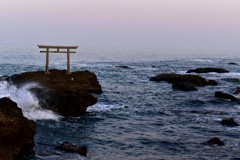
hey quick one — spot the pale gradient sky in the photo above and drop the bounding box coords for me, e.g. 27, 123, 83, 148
1, 0, 240, 49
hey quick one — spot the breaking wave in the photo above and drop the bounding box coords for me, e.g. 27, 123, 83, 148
0, 81, 60, 121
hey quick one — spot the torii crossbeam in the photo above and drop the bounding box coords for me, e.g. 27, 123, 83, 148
38, 45, 78, 74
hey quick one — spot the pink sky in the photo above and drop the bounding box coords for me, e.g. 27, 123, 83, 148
1, 0, 240, 49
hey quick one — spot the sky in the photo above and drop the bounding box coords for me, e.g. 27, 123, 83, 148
1, 0, 240, 49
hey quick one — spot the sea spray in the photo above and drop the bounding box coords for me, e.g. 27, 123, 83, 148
0, 81, 61, 120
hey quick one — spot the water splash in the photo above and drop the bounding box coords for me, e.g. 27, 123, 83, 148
0, 81, 61, 121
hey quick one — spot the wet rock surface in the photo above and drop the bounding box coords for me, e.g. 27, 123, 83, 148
7, 69, 102, 117
187, 67, 229, 73
0, 97, 36, 160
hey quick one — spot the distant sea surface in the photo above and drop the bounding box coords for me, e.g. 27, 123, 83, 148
0, 45, 240, 160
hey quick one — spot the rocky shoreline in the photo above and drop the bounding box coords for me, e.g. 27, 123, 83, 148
0, 69, 102, 159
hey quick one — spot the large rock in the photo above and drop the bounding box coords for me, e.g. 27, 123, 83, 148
187, 67, 229, 73
150, 73, 217, 86
8, 69, 102, 117
0, 97, 36, 160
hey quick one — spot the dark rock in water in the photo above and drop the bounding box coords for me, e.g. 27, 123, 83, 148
150, 73, 217, 87
116, 65, 132, 69
8, 69, 102, 117
228, 62, 238, 65
172, 82, 197, 91
208, 80, 218, 86
206, 137, 225, 146
220, 118, 239, 127
215, 91, 237, 101
0, 97, 36, 160
187, 67, 229, 73
234, 87, 240, 94
57, 141, 87, 157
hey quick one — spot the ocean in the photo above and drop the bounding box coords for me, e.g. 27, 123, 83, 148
0, 45, 240, 159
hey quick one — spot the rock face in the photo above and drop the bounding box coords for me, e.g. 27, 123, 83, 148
150, 73, 217, 88
57, 141, 87, 157
215, 91, 237, 101
187, 67, 229, 73
0, 97, 36, 160
8, 69, 102, 117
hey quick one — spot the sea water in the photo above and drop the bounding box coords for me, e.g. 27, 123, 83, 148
0, 45, 240, 159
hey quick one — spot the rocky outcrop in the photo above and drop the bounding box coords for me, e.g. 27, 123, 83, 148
215, 91, 237, 101
205, 137, 225, 146
150, 73, 217, 87
8, 69, 102, 117
0, 97, 36, 160
57, 141, 87, 157
220, 118, 239, 127
187, 67, 229, 73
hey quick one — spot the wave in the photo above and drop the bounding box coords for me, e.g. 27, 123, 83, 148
0, 81, 60, 121
87, 103, 126, 112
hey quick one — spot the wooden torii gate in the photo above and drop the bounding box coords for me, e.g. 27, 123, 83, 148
38, 45, 78, 74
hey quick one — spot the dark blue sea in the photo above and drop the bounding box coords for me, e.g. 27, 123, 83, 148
0, 45, 240, 159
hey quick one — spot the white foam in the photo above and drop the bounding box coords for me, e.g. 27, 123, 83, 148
193, 59, 214, 63
223, 72, 240, 77
177, 71, 188, 74
87, 103, 126, 112
0, 81, 61, 121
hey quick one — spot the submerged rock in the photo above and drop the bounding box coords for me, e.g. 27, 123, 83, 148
215, 91, 237, 101
172, 82, 197, 91
116, 65, 132, 69
205, 137, 225, 146
228, 62, 238, 65
8, 69, 102, 117
220, 118, 239, 127
187, 67, 229, 73
57, 141, 87, 157
150, 73, 217, 87
0, 97, 36, 160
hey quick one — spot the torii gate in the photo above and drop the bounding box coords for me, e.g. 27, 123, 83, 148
38, 45, 78, 74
